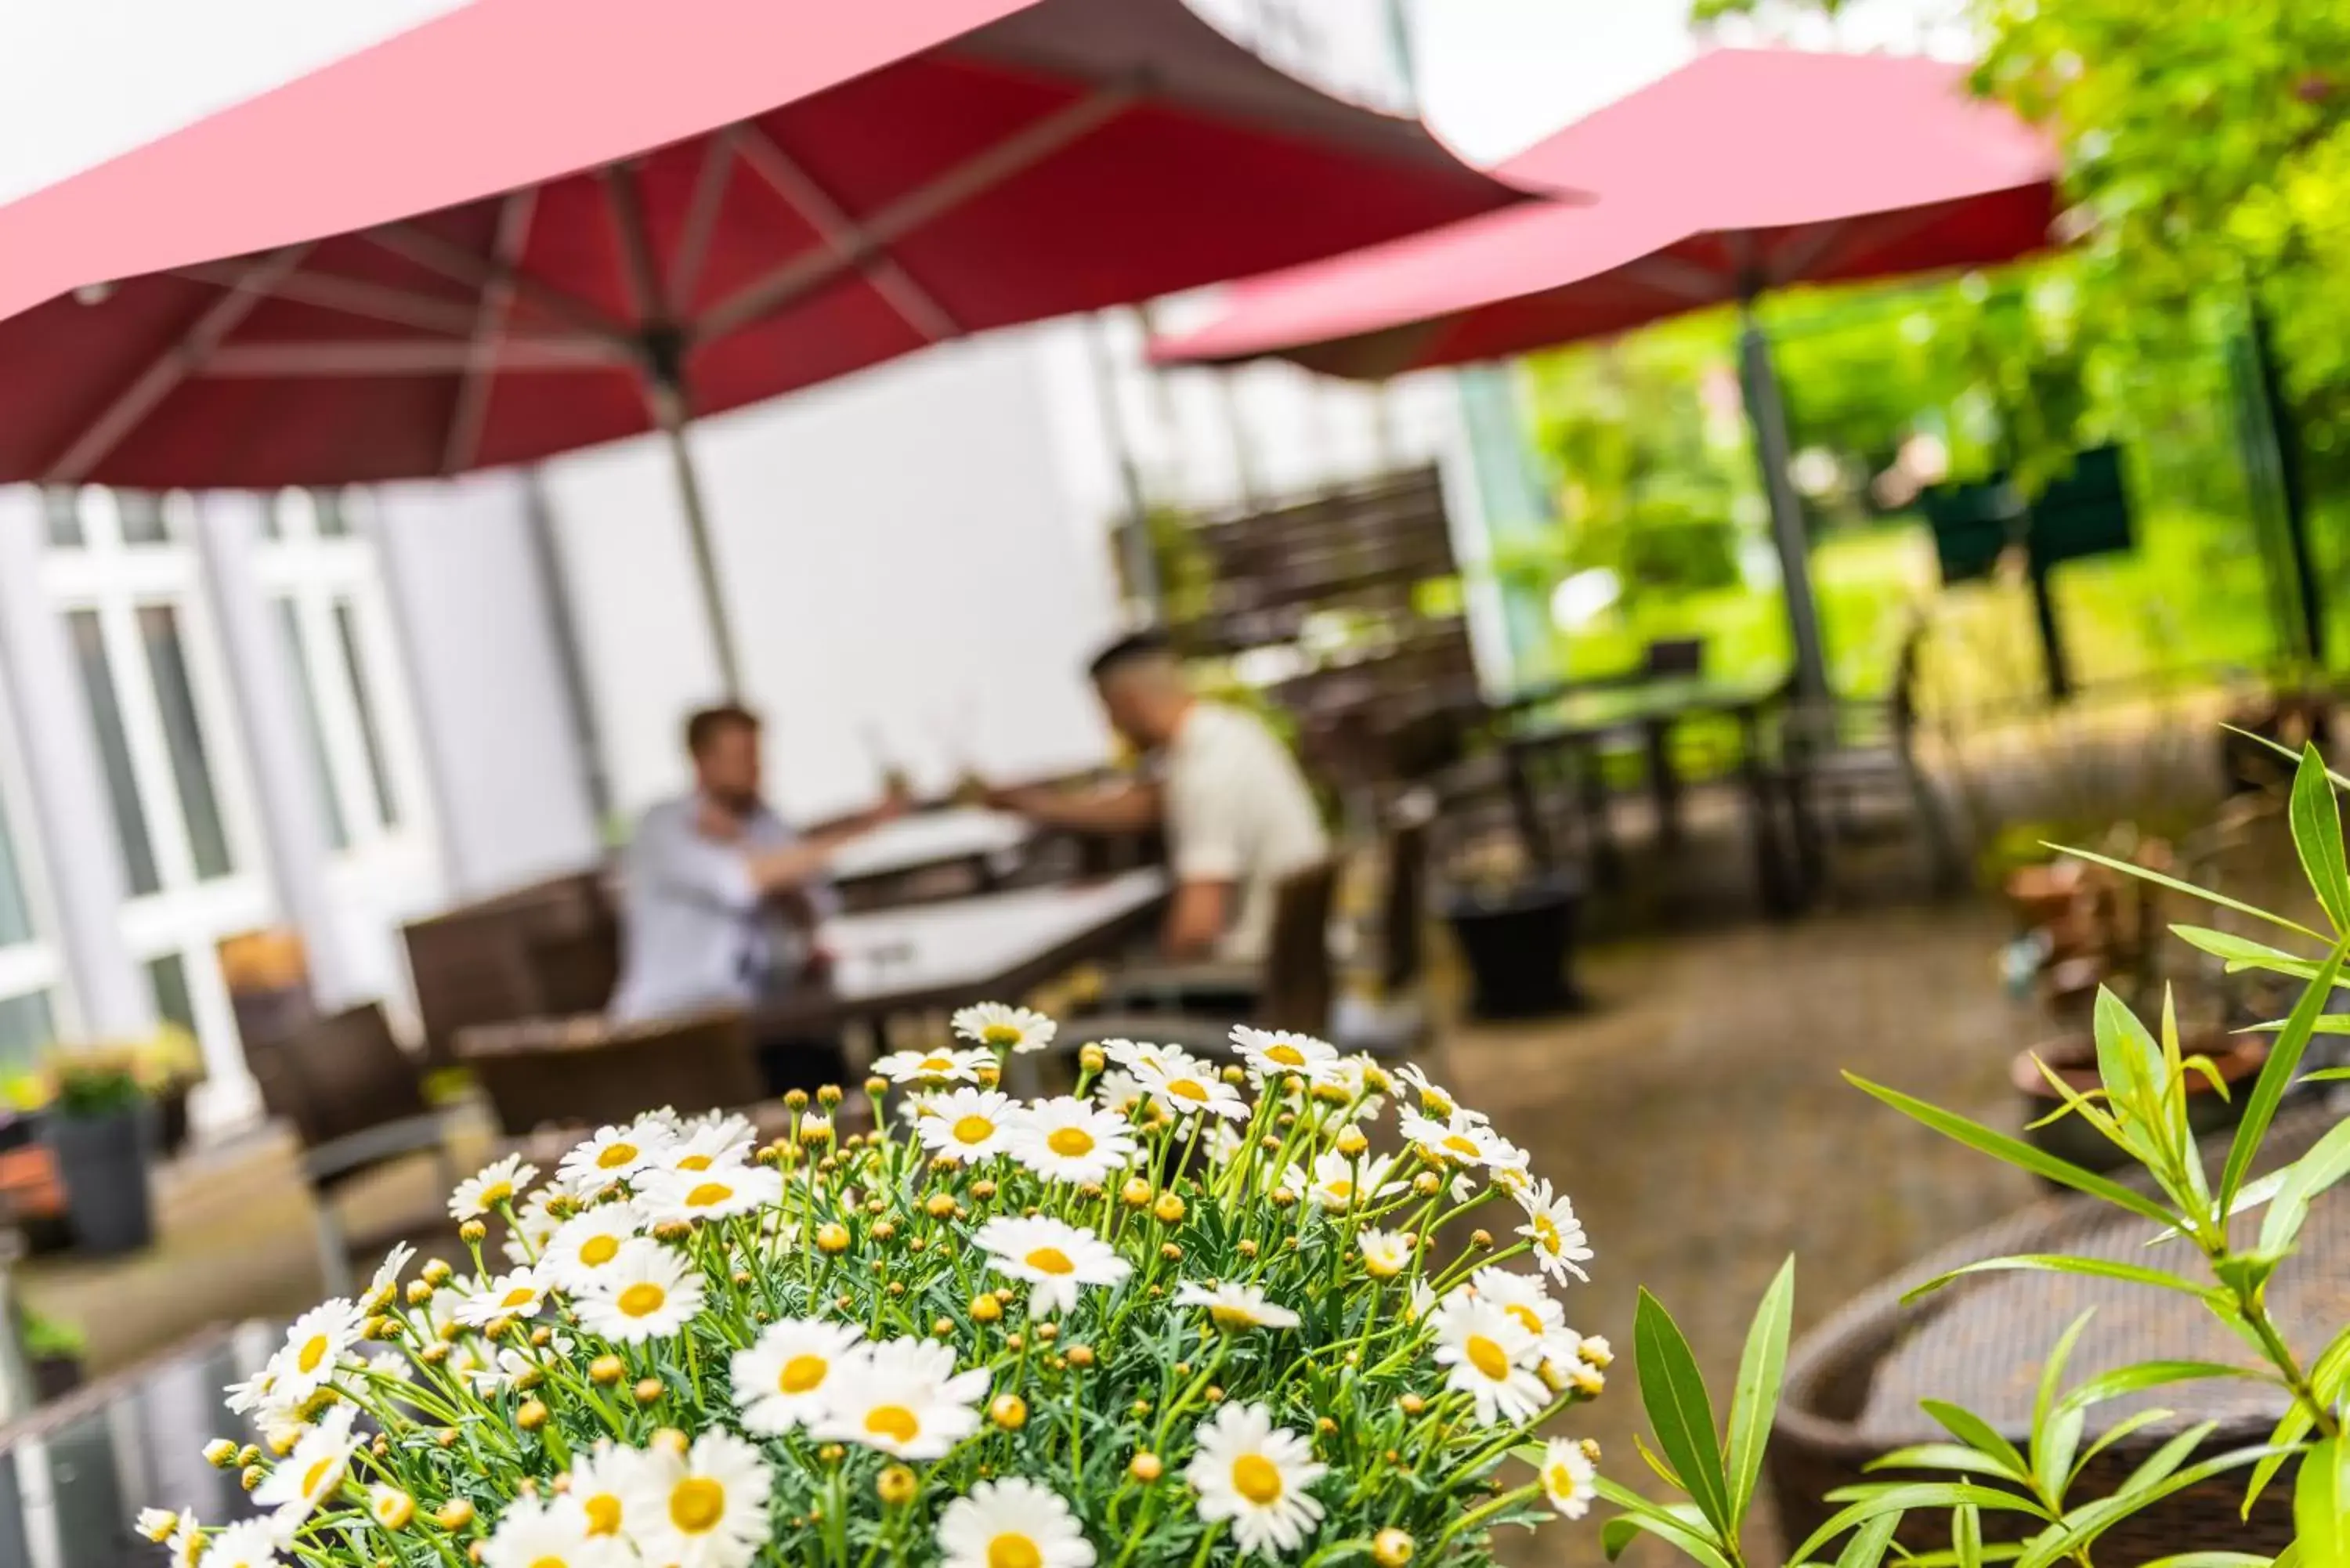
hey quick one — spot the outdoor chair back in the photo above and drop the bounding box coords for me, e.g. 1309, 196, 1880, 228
1260, 858, 1339, 1035
403, 870, 614, 1065
457, 1010, 761, 1137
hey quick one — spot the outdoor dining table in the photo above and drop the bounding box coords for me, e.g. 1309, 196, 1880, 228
823, 806, 1036, 909
1496, 676, 1806, 915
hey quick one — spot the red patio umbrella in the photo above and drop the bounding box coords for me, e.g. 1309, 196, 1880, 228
0, 0, 1517, 692
1153, 48, 2059, 700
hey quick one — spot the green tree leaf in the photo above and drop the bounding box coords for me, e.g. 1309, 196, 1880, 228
2056, 1360, 2273, 1415
1906, 1253, 2224, 1306
2220, 934, 2350, 1215
1790, 1485, 2048, 1565
1726, 1255, 1795, 1526
2295, 1436, 2346, 1568
1866, 1443, 2026, 1476
2243, 1400, 2315, 1516
1833, 1509, 1904, 1568
2056, 844, 2326, 944
1919, 1400, 2030, 1482
1633, 1289, 1734, 1537
2258, 1114, 2350, 1255
2290, 744, 2350, 932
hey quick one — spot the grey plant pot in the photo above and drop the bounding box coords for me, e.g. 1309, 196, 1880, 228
42, 1103, 155, 1256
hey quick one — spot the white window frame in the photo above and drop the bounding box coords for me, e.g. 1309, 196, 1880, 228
0, 656, 71, 1059
42, 486, 272, 1082
250, 487, 438, 891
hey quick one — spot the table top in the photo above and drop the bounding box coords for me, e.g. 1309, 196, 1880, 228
826, 807, 1032, 884
0, 1321, 276, 1566
1507, 675, 1782, 742
766, 869, 1170, 1031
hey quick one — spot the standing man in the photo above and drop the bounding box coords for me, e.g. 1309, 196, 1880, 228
992, 632, 1328, 961
611, 703, 905, 1091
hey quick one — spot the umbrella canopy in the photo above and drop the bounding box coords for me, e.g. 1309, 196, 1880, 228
0, 0, 1516, 488
1151, 48, 2059, 699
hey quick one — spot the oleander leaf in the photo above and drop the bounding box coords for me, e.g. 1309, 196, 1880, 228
2290, 744, 2350, 933
1634, 1289, 1732, 1536
1726, 1255, 1795, 1526
2220, 934, 2350, 1214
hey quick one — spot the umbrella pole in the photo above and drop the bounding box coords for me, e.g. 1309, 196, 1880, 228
646, 375, 747, 699
1736, 305, 1831, 705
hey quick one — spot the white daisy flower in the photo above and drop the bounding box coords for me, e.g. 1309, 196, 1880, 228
664, 1116, 756, 1174
503, 1186, 566, 1266
1514, 1179, 1593, 1284
1186, 1400, 1328, 1557
449, 1154, 538, 1220
1357, 1229, 1412, 1280
1173, 1281, 1301, 1331
732, 1317, 864, 1435
1133, 1058, 1249, 1122
1430, 1292, 1548, 1425
574, 1240, 704, 1343
252, 1408, 358, 1532
1538, 1438, 1597, 1519
366, 1241, 416, 1302
1230, 1025, 1340, 1082
1396, 1064, 1479, 1122
223, 1364, 279, 1416
1325, 1054, 1388, 1114
266, 1298, 364, 1404
454, 1266, 551, 1328
1470, 1267, 1562, 1336
618, 1430, 772, 1568
1206, 1120, 1247, 1167
952, 1003, 1058, 1055
1285, 1150, 1404, 1213
483, 1494, 634, 1568
558, 1120, 672, 1193
540, 1201, 646, 1293
201, 1521, 285, 1568
1397, 1110, 1508, 1169
367, 1484, 416, 1530
913, 1087, 1020, 1162
567, 1440, 656, 1541
637, 1160, 783, 1226
1094, 1069, 1148, 1115
1101, 1038, 1195, 1076
166, 1511, 205, 1568
973, 1216, 1131, 1315
937, 1478, 1096, 1568
872, 1046, 992, 1085
811, 1337, 991, 1460
135, 1508, 179, 1543
1008, 1097, 1138, 1185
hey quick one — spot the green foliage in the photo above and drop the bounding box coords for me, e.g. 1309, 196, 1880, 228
20, 1310, 86, 1363
48, 1050, 150, 1120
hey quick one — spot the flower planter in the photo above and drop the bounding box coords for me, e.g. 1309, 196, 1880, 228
1441, 869, 1585, 1019
2012, 1028, 2264, 1177
42, 1103, 155, 1256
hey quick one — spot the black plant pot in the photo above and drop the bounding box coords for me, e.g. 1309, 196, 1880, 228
29, 1354, 81, 1404
1442, 870, 1586, 1020
42, 1103, 156, 1256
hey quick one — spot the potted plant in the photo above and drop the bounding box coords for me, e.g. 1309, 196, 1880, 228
41, 1047, 156, 1256
18, 1310, 85, 1403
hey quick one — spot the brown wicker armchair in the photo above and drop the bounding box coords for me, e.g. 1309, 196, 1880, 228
456, 1009, 761, 1140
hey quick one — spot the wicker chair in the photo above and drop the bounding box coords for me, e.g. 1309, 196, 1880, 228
1769, 1104, 2343, 1563
456, 1009, 762, 1139
403, 870, 615, 1067
244, 1003, 467, 1295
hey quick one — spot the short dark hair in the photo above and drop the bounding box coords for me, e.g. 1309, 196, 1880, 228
1087, 629, 1175, 683
685, 703, 761, 757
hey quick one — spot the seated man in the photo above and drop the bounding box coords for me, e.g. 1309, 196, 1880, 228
994, 631, 1329, 961
611, 703, 904, 1092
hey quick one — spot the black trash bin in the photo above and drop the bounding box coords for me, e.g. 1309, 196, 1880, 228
1442, 869, 1586, 1019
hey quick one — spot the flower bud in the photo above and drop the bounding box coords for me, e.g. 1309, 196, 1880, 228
990, 1395, 1028, 1431
971, 1294, 1003, 1324
1159, 1243, 1183, 1263
818, 1444, 846, 1465
1399, 1393, 1426, 1414
1079, 1043, 1106, 1073
652, 1428, 689, 1455
971, 1179, 998, 1201
864, 1075, 889, 1097
1205, 1384, 1226, 1401
1034, 1322, 1058, 1343
926, 1192, 957, 1219
1374, 1529, 1415, 1567
633, 1377, 665, 1405
516, 1400, 549, 1433
1128, 1452, 1163, 1483
435, 1499, 475, 1531
816, 1223, 851, 1254
1334, 1125, 1369, 1158
1152, 1191, 1186, 1224
1470, 1229, 1493, 1249
1120, 1178, 1153, 1208
1236, 1239, 1258, 1259
1412, 1171, 1442, 1196
784, 1089, 810, 1111
817, 1083, 843, 1107
239, 1465, 264, 1493
1579, 1335, 1613, 1368
458, 1219, 486, 1245
203, 1439, 238, 1468
1317, 1417, 1337, 1436
876, 1464, 917, 1505
421, 1259, 454, 1286
933, 1317, 956, 1338
1270, 1188, 1297, 1209
590, 1354, 625, 1386
871, 1220, 897, 1242
1223, 1064, 1247, 1085
1065, 1345, 1095, 1368
405, 1280, 436, 1306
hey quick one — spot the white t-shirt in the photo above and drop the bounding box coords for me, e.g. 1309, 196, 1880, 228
1161, 702, 1329, 962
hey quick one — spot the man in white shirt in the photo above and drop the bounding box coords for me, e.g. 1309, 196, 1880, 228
995, 633, 1329, 960
611, 704, 903, 1089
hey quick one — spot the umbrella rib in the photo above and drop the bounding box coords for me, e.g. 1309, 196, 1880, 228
1618, 252, 1734, 305
45, 244, 311, 483
732, 121, 960, 344
601, 163, 669, 338
363, 222, 633, 344
443, 189, 539, 475
666, 128, 738, 320
169, 261, 479, 338
199, 338, 623, 377
692, 79, 1137, 345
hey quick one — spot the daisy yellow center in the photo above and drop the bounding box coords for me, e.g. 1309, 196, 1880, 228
596, 1142, 638, 1169
1231, 1454, 1285, 1505
1047, 1127, 1096, 1158
1169, 1078, 1209, 1103
982, 1024, 1022, 1046
677, 1154, 713, 1172
670, 1478, 726, 1534
865, 1404, 921, 1445
953, 1115, 997, 1144
480, 1180, 515, 1207
374, 1494, 412, 1527
988, 1534, 1044, 1568
920, 1057, 956, 1072
302, 1455, 339, 1496
1440, 1135, 1482, 1160
1325, 1179, 1354, 1199
1265, 1043, 1307, 1066
1506, 1305, 1545, 1337
530, 1558, 569, 1568
616, 1282, 668, 1319
501, 1287, 537, 1308
583, 1494, 622, 1535
1025, 1246, 1077, 1275
580, 1235, 620, 1267
1546, 1463, 1580, 1499
685, 1182, 734, 1208
1209, 1305, 1257, 1328
1465, 1334, 1512, 1381
296, 1335, 331, 1375
779, 1354, 828, 1394
1534, 1216, 1561, 1252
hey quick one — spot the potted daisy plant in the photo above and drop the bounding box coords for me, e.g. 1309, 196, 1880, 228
135, 1016, 1603, 1568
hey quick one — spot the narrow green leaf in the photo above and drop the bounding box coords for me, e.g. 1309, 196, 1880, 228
2070, 1407, 2181, 1486
2092, 985, 2164, 1122
2171, 924, 2311, 969
1593, 1476, 1732, 1568
1634, 1289, 1734, 1537
2294, 1437, 2345, 1568
1905, 1253, 2223, 1306
2246, 1403, 2314, 1518
2224, 724, 2350, 789
1632, 1431, 1686, 1491
1832, 1509, 1903, 1568
2032, 1405, 2085, 1508
1790, 1486, 2046, 1566
1865, 1443, 2022, 1476
2035, 1312, 2093, 1443
1846, 1075, 2184, 1230
1950, 1501, 1983, 1568
2307, 1066, 2350, 1081
2290, 745, 2350, 933
2132, 1555, 2271, 1568
1920, 1400, 2030, 1482
2056, 1360, 2272, 1416
2116, 1422, 2220, 1498
2259, 1115, 2350, 1255
2054, 844, 2326, 943
1726, 1255, 1795, 1527
2221, 934, 2350, 1216
2020, 1444, 2283, 1568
